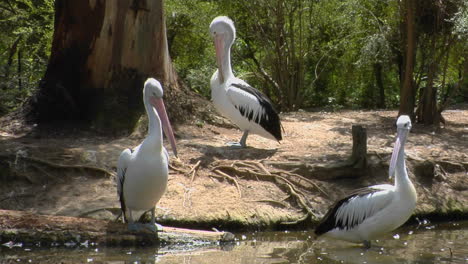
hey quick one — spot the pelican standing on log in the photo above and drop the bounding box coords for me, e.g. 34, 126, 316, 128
314, 115, 417, 248
209, 16, 282, 148
116, 78, 177, 232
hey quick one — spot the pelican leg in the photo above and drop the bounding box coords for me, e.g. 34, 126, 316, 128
127, 209, 141, 231
144, 206, 163, 232
227, 131, 249, 148
239, 130, 248, 147
363, 240, 371, 248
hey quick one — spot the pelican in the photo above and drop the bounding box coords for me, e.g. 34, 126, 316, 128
116, 78, 177, 232
314, 115, 417, 248
209, 16, 282, 147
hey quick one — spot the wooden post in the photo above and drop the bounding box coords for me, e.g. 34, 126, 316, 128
350, 125, 367, 168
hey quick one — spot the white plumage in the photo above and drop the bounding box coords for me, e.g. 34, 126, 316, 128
210, 16, 282, 147
116, 78, 177, 232
315, 115, 417, 247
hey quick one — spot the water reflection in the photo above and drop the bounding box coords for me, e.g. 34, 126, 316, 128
1, 221, 467, 263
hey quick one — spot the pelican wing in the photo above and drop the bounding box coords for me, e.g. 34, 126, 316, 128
315, 185, 394, 235
116, 148, 132, 222
227, 81, 282, 140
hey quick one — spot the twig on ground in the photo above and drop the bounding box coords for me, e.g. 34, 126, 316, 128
188, 160, 201, 184
169, 164, 189, 174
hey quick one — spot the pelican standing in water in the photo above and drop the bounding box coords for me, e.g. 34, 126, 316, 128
209, 16, 282, 148
314, 115, 417, 248
116, 78, 177, 232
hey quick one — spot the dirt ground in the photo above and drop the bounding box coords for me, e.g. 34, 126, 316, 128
0, 106, 467, 231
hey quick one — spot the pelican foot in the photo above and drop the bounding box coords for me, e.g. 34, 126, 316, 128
362, 240, 371, 249
128, 223, 163, 233
226, 142, 246, 148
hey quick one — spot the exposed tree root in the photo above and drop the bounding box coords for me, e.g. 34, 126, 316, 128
245, 199, 289, 208
0, 153, 115, 178
212, 169, 242, 198
281, 212, 311, 225
210, 160, 321, 220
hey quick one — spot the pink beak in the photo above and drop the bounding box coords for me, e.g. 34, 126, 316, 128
214, 34, 225, 83
150, 97, 177, 157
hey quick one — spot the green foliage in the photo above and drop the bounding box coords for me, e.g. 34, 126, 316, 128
165, 0, 466, 112
165, 0, 407, 110
0, 0, 54, 115
0, 0, 466, 116
165, 0, 219, 98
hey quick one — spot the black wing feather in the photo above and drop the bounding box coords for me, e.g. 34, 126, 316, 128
118, 148, 133, 223
231, 83, 282, 140
119, 167, 127, 223
314, 187, 382, 236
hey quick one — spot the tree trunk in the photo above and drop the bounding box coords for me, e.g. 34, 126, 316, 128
374, 63, 385, 108
419, 52, 438, 125
31, 0, 179, 133
398, 0, 417, 118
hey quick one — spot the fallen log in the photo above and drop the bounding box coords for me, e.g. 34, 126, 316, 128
0, 210, 234, 247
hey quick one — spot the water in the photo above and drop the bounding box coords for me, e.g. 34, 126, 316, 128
1, 221, 467, 263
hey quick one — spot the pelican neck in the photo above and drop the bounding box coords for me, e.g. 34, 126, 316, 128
144, 97, 163, 151
394, 136, 410, 190
220, 41, 234, 82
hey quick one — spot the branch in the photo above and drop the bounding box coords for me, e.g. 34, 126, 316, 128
243, 38, 282, 98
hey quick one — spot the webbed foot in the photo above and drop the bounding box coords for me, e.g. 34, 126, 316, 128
128, 222, 163, 233
226, 142, 245, 148
363, 240, 371, 248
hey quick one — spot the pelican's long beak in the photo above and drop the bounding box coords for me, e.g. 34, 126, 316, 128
388, 130, 406, 179
150, 97, 178, 157
214, 34, 225, 83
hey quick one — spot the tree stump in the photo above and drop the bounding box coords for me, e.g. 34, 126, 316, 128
349, 125, 367, 168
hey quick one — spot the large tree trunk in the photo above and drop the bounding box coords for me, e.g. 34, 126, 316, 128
31, 0, 179, 133
398, 0, 417, 118
417, 43, 438, 125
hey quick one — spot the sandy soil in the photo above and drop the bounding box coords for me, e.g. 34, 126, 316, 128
0, 107, 467, 231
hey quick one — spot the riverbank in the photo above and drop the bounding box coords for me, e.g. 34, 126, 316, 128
0, 108, 467, 231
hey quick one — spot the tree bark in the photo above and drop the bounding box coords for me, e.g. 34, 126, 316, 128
398, 0, 417, 118
350, 125, 367, 168
31, 0, 179, 132
419, 52, 438, 125
374, 63, 385, 108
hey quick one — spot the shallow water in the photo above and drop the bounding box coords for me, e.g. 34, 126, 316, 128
1, 221, 467, 263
